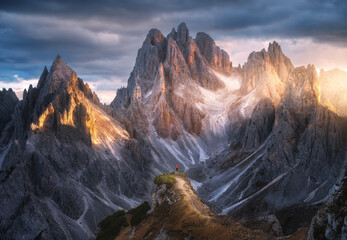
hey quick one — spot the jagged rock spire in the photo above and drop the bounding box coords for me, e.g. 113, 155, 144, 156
268, 41, 281, 55
195, 32, 232, 72
37, 66, 49, 89
0, 88, 19, 135
144, 28, 165, 46
167, 27, 177, 40
177, 22, 189, 44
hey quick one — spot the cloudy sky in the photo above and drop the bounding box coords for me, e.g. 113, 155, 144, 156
1, 0, 346, 103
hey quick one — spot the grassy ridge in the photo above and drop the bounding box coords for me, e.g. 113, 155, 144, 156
95, 173, 179, 239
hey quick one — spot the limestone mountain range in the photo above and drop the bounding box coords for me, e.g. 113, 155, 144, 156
0, 22, 346, 239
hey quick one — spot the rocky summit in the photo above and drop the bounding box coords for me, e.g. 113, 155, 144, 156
0, 22, 346, 240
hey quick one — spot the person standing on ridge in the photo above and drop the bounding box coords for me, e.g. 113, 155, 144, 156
176, 165, 178, 172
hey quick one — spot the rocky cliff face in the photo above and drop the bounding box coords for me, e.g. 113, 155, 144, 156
109, 23, 239, 174
195, 31, 232, 73
108, 23, 346, 237
308, 173, 347, 240
0, 88, 18, 137
198, 64, 347, 235
0, 56, 154, 240
239, 41, 293, 106
110, 23, 231, 139
241, 98, 275, 152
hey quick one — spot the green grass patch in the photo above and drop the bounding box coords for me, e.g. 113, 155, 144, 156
128, 201, 151, 226
95, 202, 152, 239
154, 174, 176, 189
95, 210, 128, 240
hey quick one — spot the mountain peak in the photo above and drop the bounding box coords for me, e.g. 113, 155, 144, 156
195, 31, 232, 72
177, 22, 189, 43
50, 54, 70, 73
53, 54, 62, 65
55, 54, 61, 60
145, 28, 165, 46
268, 41, 283, 57
268, 40, 280, 49
32, 55, 78, 113
287, 64, 321, 106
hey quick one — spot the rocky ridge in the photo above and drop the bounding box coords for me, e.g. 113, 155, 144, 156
114, 172, 270, 239
0, 88, 18, 142
0, 56, 153, 240
198, 64, 347, 235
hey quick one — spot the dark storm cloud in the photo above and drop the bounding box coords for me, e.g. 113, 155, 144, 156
0, 0, 346, 100
1, 0, 244, 16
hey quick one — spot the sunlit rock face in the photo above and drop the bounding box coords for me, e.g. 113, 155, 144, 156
30, 56, 129, 145
239, 41, 294, 106
198, 64, 347, 235
111, 22, 231, 142
319, 68, 347, 117
110, 24, 346, 237
0, 56, 153, 240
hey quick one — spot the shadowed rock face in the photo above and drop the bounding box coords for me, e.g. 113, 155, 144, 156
308, 173, 347, 240
242, 98, 275, 152
0, 88, 18, 136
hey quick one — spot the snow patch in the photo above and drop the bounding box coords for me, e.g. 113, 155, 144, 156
213, 71, 241, 92
196, 71, 241, 137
